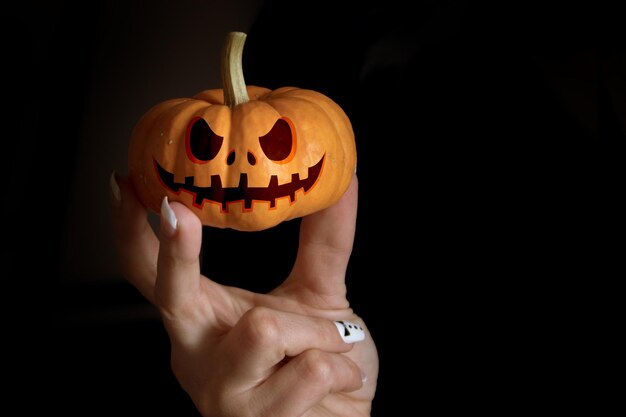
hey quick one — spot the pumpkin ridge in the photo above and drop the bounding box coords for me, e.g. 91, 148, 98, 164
272, 90, 353, 132
264, 92, 351, 141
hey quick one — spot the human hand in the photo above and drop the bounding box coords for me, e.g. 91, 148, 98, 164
110, 172, 378, 417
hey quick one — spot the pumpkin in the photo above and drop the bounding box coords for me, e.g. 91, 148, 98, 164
128, 32, 357, 231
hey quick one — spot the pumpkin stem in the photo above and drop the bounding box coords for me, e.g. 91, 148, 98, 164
221, 31, 250, 108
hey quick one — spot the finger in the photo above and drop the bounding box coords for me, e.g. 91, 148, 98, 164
220, 306, 365, 383
280, 174, 358, 306
154, 197, 204, 316
253, 349, 364, 417
110, 172, 159, 304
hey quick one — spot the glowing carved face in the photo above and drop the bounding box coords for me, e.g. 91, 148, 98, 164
129, 86, 356, 231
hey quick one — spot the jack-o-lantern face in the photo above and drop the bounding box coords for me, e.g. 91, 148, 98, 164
158, 113, 322, 211
128, 32, 356, 231
129, 86, 356, 231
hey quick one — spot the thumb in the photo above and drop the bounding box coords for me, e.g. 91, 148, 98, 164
277, 175, 358, 309
154, 196, 204, 316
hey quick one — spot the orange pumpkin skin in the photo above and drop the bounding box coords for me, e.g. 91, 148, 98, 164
129, 85, 356, 231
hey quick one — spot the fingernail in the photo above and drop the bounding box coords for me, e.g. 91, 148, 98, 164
335, 321, 365, 343
161, 196, 177, 235
110, 171, 121, 207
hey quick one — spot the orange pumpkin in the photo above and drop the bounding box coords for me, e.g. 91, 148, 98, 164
128, 32, 356, 231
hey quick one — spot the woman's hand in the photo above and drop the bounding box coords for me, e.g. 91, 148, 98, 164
111, 172, 378, 417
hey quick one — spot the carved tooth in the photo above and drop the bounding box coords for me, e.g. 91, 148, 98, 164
210, 175, 222, 189
289, 173, 300, 202
173, 172, 187, 184
238, 173, 248, 190
267, 175, 279, 189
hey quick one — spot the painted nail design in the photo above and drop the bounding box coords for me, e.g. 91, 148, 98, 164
110, 171, 121, 206
335, 321, 365, 343
161, 196, 178, 234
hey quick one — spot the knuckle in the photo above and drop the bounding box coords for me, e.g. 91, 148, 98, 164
240, 306, 281, 348
296, 350, 335, 386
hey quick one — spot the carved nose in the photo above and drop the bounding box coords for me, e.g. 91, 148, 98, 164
247, 151, 256, 165
226, 151, 256, 165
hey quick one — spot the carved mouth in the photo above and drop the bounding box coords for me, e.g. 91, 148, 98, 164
154, 155, 325, 212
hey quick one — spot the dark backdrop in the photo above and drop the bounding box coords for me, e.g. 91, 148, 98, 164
7, 0, 623, 414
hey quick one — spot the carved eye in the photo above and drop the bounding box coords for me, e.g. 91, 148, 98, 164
186, 117, 223, 163
259, 117, 296, 163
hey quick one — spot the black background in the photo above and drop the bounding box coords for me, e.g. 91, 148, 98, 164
6, 0, 624, 414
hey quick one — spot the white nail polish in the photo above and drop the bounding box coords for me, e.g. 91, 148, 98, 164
335, 321, 365, 343
110, 171, 121, 206
161, 196, 178, 233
